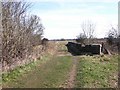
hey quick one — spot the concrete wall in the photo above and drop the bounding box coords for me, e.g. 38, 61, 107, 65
66, 42, 102, 55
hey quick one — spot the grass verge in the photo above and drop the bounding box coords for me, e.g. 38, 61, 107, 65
2, 55, 73, 88
2, 54, 52, 86
75, 55, 118, 88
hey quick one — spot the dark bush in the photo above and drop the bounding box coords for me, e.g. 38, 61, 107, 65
76, 33, 87, 44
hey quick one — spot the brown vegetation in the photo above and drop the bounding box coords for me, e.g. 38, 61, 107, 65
1, 2, 45, 72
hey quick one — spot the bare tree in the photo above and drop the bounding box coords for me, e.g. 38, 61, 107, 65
107, 25, 118, 45
1, 2, 44, 70
107, 26, 118, 38
106, 25, 120, 54
81, 20, 96, 44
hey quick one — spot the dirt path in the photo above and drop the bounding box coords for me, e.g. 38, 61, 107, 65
60, 56, 78, 88
57, 49, 78, 88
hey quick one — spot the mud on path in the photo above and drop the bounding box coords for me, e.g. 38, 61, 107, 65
59, 56, 79, 88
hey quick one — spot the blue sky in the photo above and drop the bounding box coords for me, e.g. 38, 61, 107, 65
27, 0, 118, 39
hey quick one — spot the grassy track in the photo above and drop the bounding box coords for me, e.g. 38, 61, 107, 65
2, 55, 73, 88
75, 55, 118, 88
2, 40, 119, 88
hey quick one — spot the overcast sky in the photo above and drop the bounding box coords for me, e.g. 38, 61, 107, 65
27, 0, 118, 39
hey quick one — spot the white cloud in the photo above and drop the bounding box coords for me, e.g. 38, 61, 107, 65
39, 12, 117, 39
29, 0, 118, 39
2, 0, 118, 39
